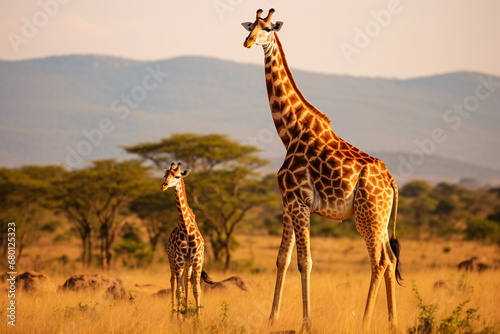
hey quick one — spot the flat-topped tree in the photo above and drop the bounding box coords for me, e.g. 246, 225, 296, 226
53, 159, 151, 269
123, 133, 260, 172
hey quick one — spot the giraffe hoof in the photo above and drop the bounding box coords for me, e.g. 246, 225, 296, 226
268, 315, 283, 331
300, 318, 312, 333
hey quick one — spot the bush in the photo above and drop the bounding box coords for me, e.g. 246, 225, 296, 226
464, 218, 500, 242
113, 240, 153, 267
401, 180, 433, 198
309, 215, 357, 238
408, 281, 496, 334
487, 206, 500, 223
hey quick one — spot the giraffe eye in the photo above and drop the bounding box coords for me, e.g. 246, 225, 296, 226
264, 27, 272, 32
175, 176, 180, 179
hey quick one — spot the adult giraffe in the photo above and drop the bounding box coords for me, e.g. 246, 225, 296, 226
242, 9, 402, 332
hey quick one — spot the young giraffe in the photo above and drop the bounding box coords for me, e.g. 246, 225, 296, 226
242, 9, 402, 332
161, 162, 211, 318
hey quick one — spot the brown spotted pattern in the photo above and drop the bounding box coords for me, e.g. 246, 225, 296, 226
243, 9, 400, 332
161, 163, 205, 318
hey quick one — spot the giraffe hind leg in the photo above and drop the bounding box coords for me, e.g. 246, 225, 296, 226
384, 238, 398, 329
354, 172, 397, 330
358, 228, 399, 332
294, 220, 313, 333
355, 212, 393, 328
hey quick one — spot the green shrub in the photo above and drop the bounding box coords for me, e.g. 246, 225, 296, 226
464, 218, 500, 242
408, 281, 437, 334
401, 180, 433, 198
113, 240, 153, 267
408, 281, 496, 334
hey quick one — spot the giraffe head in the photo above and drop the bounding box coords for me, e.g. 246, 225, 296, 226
242, 8, 283, 48
161, 162, 191, 191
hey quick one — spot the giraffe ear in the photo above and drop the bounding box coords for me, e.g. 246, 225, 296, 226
272, 21, 283, 31
241, 22, 253, 32
181, 169, 191, 178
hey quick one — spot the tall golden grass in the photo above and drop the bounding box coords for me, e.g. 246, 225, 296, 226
1, 235, 499, 333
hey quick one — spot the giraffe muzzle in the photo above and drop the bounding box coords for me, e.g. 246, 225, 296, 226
244, 37, 255, 48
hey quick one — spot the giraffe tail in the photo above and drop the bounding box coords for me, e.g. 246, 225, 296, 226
388, 173, 403, 286
390, 236, 403, 286
201, 270, 215, 284
389, 173, 399, 240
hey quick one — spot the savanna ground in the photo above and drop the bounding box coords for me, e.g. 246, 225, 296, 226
1, 234, 499, 334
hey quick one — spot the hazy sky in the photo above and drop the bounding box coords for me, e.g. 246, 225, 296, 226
1, 0, 499, 78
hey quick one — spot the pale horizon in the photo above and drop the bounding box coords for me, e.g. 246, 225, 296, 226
1, 1, 499, 79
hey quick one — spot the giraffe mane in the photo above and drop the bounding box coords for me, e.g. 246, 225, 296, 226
273, 33, 332, 127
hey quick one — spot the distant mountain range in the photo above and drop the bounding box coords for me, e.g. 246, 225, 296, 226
0, 55, 499, 186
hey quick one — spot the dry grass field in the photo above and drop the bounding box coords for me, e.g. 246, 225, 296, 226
1, 235, 500, 333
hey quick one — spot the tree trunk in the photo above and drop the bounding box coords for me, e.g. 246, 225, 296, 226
0, 221, 7, 266
86, 229, 93, 266
80, 227, 92, 267
80, 234, 87, 266
105, 234, 112, 269
17, 229, 28, 265
100, 225, 108, 269
224, 236, 231, 272
150, 234, 159, 259
210, 234, 222, 263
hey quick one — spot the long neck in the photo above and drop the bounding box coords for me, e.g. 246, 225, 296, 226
174, 179, 196, 231
262, 33, 334, 148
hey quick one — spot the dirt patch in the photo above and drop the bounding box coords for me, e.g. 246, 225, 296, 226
15, 271, 54, 293
60, 274, 125, 298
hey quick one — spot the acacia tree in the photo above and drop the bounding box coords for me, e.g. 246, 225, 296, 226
52, 168, 97, 266
123, 133, 259, 172
85, 160, 151, 269
53, 159, 151, 269
0, 166, 55, 265
124, 133, 277, 270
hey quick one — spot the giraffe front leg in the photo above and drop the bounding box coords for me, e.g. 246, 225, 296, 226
192, 263, 203, 318
170, 272, 176, 318
175, 268, 185, 321
269, 211, 295, 326
294, 221, 313, 333
184, 265, 193, 316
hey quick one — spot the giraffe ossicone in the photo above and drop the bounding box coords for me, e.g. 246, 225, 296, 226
242, 8, 402, 332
